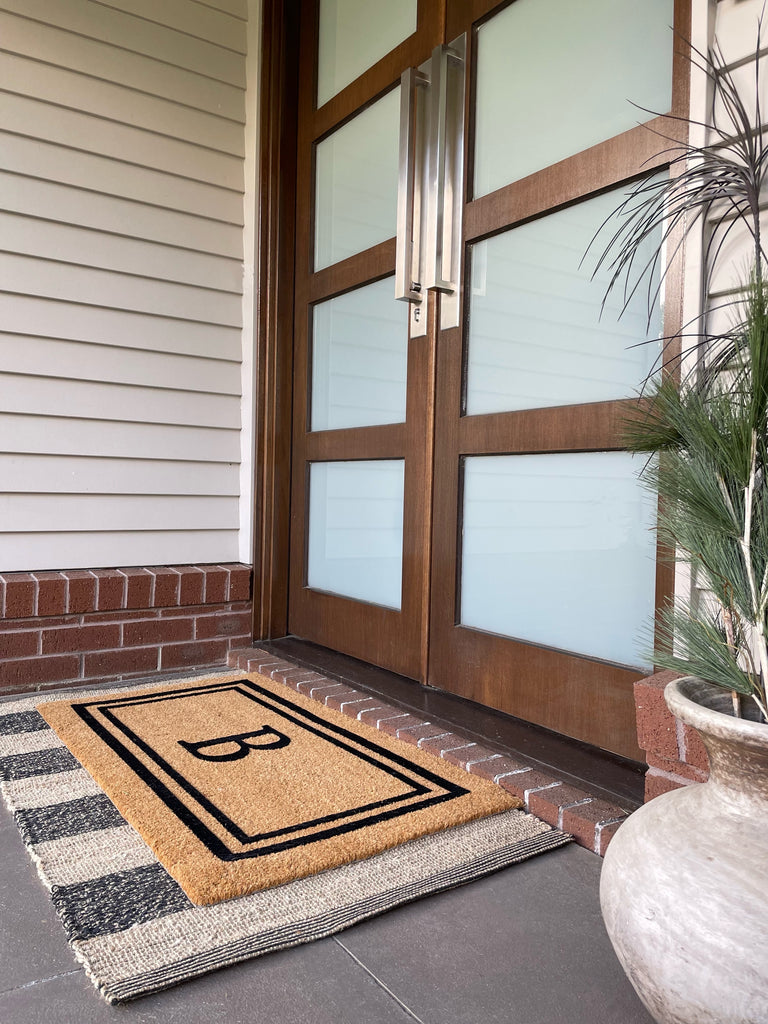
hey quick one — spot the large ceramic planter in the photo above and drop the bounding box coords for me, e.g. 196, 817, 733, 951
600, 677, 768, 1024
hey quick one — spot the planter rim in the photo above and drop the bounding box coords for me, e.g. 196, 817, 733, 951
665, 676, 768, 749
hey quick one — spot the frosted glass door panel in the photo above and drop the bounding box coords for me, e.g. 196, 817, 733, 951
315, 89, 400, 271
460, 453, 657, 667
317, 0, 417, 107
311, 277, 409, 431
465, 188, 662, 416
473, 0, 673, 197
307, 460, 405, 609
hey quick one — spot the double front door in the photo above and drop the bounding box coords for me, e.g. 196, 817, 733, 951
286, 0, 689, 759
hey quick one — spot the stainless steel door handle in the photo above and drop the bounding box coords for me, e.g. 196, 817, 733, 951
395, 35, 466, 337
426, 35, 466, 331
396, 63, 430, 337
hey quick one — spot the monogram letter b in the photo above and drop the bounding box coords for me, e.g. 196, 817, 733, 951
179, 726, 291, 762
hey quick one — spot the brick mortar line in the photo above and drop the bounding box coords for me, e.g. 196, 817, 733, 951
524, 781, 561, 804
593, 816, 628, 854
308, 683, 346, 699
357, 705, 386, 720
338, 698, 374, 711
595, 814, 626, 830
556, 797, 594, 830
440, 741, 477, 755
465, 752, 502, 769
493, 767, 532, 783
417, 732, 451, 748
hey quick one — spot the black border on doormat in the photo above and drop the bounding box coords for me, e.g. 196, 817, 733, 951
70, 677, 470, 860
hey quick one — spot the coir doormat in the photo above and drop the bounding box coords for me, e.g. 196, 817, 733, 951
38, 672, 518, 904
0, 676, 571, 1003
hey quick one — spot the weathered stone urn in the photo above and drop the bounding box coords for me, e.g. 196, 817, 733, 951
600, 677, 768, 1024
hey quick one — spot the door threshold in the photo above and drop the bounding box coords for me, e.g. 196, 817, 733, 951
260, 636, 645, 810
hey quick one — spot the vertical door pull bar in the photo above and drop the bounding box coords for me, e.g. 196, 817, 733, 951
395, 67, 420, 303
425, 35, 466, 330
395, 63, 430, 337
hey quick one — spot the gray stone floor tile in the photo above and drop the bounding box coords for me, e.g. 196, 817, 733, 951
0, 938, 420, 1024
0, 804, 421, 1022
0, 821, 81, 992
0, 755, 651, 1023
337, 844, 653, 1024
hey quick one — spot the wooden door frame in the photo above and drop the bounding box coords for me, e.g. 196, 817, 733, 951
251, 0, 444, 649
252, 0, 691, 709
426, 0, 691, 760
286, 0, 445, 681
251, 0, 299, 640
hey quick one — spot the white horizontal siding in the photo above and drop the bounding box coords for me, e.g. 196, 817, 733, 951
0, 337, 241, 394
707, 208, 768, 298
0, 0, 249, 573
0, 174, 243, 254
0, 12, 245, 119
707, 1, 765, 303
0, 0, 246, 86
699, 0, 765, 445
0, 53, 245, 156
0, 297, 241, 359
0, 494, 238, 532
0, 133, 244, 223
0, 254, 242, 326
1, 455, 239, 496
673, 0, 763, 622
92, 0, 247, 52
714, 0, 765, 67
0, 415, 240, 462
696, 6, 764, 383
0, 532, 240, 573
0, 213, 243, 293
197, 0, 248, 18
1, 94, 243, 190
1, 375, 240, 428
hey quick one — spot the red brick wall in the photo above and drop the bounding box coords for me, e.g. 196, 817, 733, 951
0, 564, 253, 696
634, 670, 709, 800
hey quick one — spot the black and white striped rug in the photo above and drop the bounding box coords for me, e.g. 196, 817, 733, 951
0, 683, 571, 1003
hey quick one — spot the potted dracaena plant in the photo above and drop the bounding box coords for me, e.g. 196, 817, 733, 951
586, 26, 768, 1024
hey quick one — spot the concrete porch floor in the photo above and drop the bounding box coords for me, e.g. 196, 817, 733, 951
0, 799, 653, 1024
0, 667, 654, 1023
